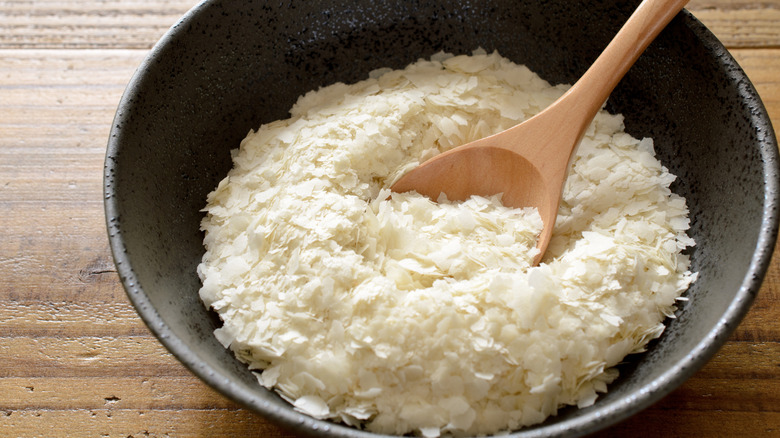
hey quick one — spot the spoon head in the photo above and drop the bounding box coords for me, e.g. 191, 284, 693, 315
391, 145, 560, 262
392, 146, 543, 205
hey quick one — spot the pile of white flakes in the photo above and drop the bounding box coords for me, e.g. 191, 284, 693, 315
197, 49, 697, 437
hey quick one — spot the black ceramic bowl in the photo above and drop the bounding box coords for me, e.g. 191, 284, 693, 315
104, 0, 779, 436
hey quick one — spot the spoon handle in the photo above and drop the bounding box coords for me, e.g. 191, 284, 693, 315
514, 0, 689, 181
567, 0, 690, 117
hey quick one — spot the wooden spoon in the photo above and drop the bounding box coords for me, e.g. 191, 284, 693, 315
391, 0, 689, 264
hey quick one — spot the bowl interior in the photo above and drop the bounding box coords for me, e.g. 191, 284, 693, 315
105, 0, 778, 436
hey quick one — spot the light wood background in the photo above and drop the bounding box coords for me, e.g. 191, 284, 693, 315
1, 0, 778, 436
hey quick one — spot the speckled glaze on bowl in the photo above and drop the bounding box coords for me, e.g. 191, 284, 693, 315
104, 0, 779, 436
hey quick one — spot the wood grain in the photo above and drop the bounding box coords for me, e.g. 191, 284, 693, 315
1, 410, 297, 437
688, 0, 780, 47
0, 0, 778, 49
0, 0, 197, 49
0, 0, 778, 437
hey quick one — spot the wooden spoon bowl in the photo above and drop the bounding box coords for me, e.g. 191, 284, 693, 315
392, 0, 689, 264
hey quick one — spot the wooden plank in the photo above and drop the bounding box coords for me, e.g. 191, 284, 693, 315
0, 336, 189, 378
0, 0, 198, 49
0, 0, 778, 50
0, 400, 776, 437
686, 342, 780, 381
663, 378, 780, 413
604, 410, 780, 436
0, 50, 134, 305
688, 4, 780, 47
687, 0, 780, 49
0, 48, 147, 85
0, 301, 146, 337
0, 356, 777, 435
0, 377, 234, 410
0, 409, 299, 437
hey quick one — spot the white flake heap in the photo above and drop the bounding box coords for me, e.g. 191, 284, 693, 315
198, 50, 697, 437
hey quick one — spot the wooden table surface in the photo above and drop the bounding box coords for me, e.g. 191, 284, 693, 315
1, 1, 778, 436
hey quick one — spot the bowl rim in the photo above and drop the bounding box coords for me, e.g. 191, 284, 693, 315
104, 2, 780, 437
